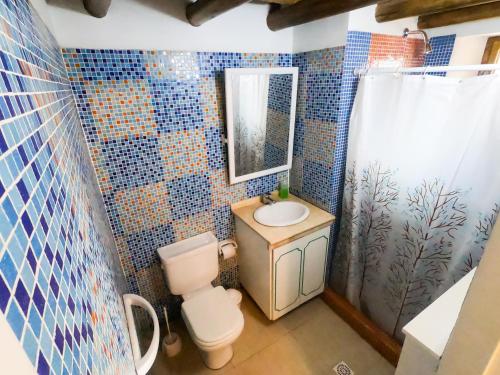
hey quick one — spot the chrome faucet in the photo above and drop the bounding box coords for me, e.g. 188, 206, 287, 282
260, 193, 276, 205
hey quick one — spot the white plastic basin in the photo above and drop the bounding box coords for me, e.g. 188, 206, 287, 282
253, 201, 310, 227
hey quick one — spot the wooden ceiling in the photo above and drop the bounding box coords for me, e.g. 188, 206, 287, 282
187, 0, 500, 30
254, 0, 302, 4
83, 0, 500, 32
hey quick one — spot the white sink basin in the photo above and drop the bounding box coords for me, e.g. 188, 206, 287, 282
254, 201, 310, 227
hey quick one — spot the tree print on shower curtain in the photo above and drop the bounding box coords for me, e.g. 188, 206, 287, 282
458, 204, 499, 278
333, 73, 500, 344
333, 161, 398, 316
385, 179, 467, 340
331, 164, 359, 295
358, 162, 398, 314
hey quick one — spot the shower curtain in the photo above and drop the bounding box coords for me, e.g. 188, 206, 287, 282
234, 74, 270, 176
332, 74, 500, 342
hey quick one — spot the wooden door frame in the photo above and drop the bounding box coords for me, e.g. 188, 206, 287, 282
481, 36, 500, 64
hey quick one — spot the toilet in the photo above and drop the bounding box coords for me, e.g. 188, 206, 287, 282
157, 232, 244, 369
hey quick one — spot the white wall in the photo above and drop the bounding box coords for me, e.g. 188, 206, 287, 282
447, 35, 489, 77
348, 5, 418, 35
426, 17, 500, 38
35, 1, 500, 54
292, 13, 348, 53
30, 0, 55, 34
43, 0, 294, 53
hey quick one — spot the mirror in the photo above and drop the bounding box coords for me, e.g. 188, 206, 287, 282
225, 67, 298, 184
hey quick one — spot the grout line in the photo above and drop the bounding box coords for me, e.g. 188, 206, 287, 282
0, 0, 65, 68
0, 67, 70, 86
0, 13, 69, 77
0, 92, 72, 126
0, 28, 69, 80
0, 95, 72, 159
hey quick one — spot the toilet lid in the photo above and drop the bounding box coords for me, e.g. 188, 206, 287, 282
182, 286, 244, 345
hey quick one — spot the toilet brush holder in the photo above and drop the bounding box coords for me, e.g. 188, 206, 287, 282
162, 332, 182, 357
162, 305, 182, 357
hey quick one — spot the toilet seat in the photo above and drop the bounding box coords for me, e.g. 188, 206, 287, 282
181, 286, 244, 350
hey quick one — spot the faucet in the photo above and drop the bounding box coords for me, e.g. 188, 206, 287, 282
260, 193, 277, 205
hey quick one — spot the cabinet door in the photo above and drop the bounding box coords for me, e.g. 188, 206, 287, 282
301, 227, 330, 299
273, 246, 302, 318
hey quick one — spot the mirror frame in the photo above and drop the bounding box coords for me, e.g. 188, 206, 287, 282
225, 67, 299, 184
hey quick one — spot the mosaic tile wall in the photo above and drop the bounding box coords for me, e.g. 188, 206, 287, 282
322, 31, 457, 286
63, 49, 291, 318
291, 47, 344, 211
0, 0, 134, 374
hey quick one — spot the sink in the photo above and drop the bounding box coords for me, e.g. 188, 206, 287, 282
254, 201, 310, 227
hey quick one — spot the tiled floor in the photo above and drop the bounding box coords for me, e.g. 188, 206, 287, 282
148, 293, 395, 375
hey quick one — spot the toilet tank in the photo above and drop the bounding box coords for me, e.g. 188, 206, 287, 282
157, 232, 219, 296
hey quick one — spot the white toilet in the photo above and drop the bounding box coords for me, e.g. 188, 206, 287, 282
157, 232, 244, 369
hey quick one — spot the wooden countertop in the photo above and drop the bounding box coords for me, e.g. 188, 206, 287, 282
231, 192, 335, 248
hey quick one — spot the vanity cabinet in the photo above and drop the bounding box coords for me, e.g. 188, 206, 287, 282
272, 227, 330, 319
232, 193, 334, 321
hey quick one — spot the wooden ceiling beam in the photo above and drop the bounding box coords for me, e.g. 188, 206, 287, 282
255, 0, 301, 4
417, 1, 500, 29
267, 0, 378, 31
83, 0, 111, 18
376, 0, 498, 22
186, 0, 251, 26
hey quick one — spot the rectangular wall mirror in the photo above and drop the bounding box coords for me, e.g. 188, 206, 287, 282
225, 67, 298, 184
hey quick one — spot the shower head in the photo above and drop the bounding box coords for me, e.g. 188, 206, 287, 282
403, 28, 432, 54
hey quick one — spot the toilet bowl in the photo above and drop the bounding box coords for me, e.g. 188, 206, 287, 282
157, 232, 244, 369
182, 286, 244, 369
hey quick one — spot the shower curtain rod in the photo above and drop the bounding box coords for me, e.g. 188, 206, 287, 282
354, 64, 500, 76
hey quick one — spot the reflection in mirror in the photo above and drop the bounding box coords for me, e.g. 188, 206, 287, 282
232, 73, 292, 176
226, 68, 298, 184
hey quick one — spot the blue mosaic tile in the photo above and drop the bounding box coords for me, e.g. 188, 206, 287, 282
213, 205, 233, 241
149, 79, 204, 134
305, 72, 342, 122
293, 117, 305, 157
246, 173, 278, 197
302, 159, 333, 211
167, 174, 212, 220
0, 275, 9, 311
101, 136, 163, 190
205, 126, 226, 170
126, 224, 175, 271
264, 143, 287, 169
329, 31, 372, 221
424, 35, 457, 76
6, 301, 25, 339
268, 74, 292, 114
0, 0, 134, 373
291, 46, 344, 212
